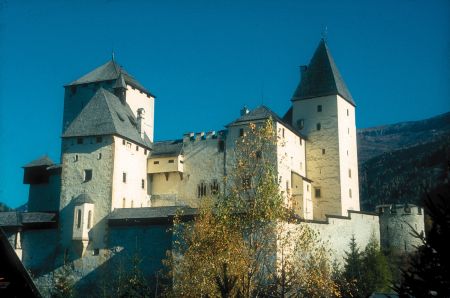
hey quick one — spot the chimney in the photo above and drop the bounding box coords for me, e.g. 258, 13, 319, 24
300, 65, 308, 79
137, 108, 145, 139
240, 106, 250, 116
113, 73, 127, 104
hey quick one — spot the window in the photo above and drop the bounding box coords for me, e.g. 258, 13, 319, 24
348, 128, 350, 134
322, 149, 326, 155
153, 161, 159, 164
96, 136, 102, 143
210, 180, 220, 195
347, 109, 349, 116
122, 198, 126, 208
123, 172, 127, 183
197, 182, 207, 198
136, 145, 139, 151
297, 119, 304, 130
84, 169, 92, 182
97, 153, 102, 160
316, 123, 321, 131
317, 105, 322, 112
74, 155, 79, 162
168, 160, 174, 163
218, 140, 225, 152
315, 188, 321, 198
282, 128, 285, 138
122, 139, 126, 145
144, 149, 147, 155
76, 209, 82, 229
307, 184, 310, 192
348, 169, 351, 178
239, 128, 244, 137
87, 210, 92, 229
349, 188, 352, 198
141, 179, 145, 189
77, 137, 84, 144
93, 248, 99, 256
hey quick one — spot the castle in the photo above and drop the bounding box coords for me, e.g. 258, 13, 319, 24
0, 39, 424, 294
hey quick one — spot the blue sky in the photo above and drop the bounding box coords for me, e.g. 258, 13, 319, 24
0, 0, 449, 208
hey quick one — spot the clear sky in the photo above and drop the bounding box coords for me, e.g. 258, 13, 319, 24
0, 0, 449, 208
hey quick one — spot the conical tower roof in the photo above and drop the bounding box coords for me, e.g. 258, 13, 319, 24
292, 39, 354, 106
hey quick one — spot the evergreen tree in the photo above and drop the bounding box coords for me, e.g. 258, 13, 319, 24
341, 235, 363, 297
395, 185, 450, 297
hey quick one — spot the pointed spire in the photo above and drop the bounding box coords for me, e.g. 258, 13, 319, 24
292, 39, 355, 106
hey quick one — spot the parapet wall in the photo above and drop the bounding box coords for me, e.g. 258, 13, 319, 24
377, 204, 425, 253
304, 211, 380, 265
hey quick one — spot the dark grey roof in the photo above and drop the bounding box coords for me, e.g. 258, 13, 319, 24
73, 194, 94, 205
62, 88, 152, 149
113, 73, 127, 90
292, 39, 355, 106
21, 213, 56, 224
67, 60, 155, 97
282, 106, 293, 125
227, 105, 306, 139
0, 212, 20, 227
0, 212, 56, 227
151, 140, 183, 158
22, 156, 54, 168
108, 206, 198, 222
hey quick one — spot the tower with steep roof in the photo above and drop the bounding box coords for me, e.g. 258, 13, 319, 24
58, 61, 154, 257
290, 39, 360, 219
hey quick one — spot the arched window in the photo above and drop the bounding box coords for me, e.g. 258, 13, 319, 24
76, 209, 82, 229
87, 210, 92, 229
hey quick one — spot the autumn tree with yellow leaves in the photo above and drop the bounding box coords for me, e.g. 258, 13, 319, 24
163, 119, 340, 297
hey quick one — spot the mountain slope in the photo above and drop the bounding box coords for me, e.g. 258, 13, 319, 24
357, 112, 450, 211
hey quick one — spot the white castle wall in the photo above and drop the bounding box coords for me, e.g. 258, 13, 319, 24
125, 86, 155, 142
305, 211, 380, 264
337, 96, 360, 214
150, 133, 225, 207
111, 136, 149, 209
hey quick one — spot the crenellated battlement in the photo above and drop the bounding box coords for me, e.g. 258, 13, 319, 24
376, 203, 423, 216
182, 130, 226, 143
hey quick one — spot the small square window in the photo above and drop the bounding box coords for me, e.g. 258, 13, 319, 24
348, 169, 352, 178
168, 160, 174, 163
122, 139, 126, 145
316, 123, 321, 131
349, 188, 352, 198
77, 137, 84, 144
322, 149, 326, 155
136, 145, 139, 151
315, 188, 321, 198
317, 105, 322, 112
153, 161, 159, 165
84, 169, 92, 182
97, 153, 102, 160
347, 109, 349, 116
144, 149, 147, 155
96, 136, 102, 143
93, 248, 99, 256
239, 128, 244, 137
123, 172, 127, 183
74, 155, 79, 162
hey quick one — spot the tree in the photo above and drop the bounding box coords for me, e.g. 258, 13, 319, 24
51, 265, 76, 298
163, 119, 340, 297
395, 185, 450, 297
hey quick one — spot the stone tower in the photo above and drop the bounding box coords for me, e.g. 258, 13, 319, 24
58, 61, 154, 258
290, 39, 360, 219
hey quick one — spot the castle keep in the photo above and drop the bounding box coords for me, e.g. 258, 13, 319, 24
0, 40, 424, 294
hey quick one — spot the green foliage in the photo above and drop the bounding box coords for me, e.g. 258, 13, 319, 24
51, 265, 76, 298
340, 235, 392, 297
395, 186, 450, 297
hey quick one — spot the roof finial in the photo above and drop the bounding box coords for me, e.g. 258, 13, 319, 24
321, 25, 328, 41
111, 49, 115, 61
